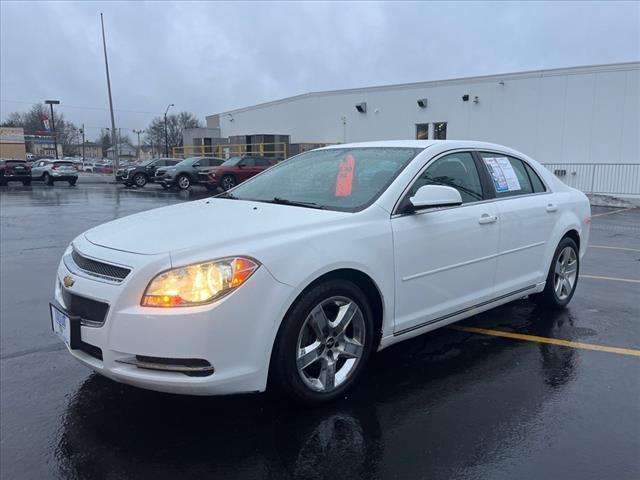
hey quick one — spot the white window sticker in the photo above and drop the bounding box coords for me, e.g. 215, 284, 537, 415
483, 157, 521, 192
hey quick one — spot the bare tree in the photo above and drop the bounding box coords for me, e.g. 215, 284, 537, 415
144, 111, 203, 154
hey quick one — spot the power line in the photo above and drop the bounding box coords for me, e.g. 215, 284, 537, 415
0, 99, 162, 115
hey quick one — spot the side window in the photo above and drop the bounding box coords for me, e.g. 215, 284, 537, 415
409, 152, 484, 203
255, 158, 271, 167
524, 162, 546, 193
479, 152, 533, 198
241, 158, 255, 167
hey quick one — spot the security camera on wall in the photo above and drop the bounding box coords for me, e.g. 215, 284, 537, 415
417, 98, 428, 108
355, 102, 367, 114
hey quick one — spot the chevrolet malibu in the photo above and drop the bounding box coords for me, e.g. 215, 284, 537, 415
51, 140, 590, 403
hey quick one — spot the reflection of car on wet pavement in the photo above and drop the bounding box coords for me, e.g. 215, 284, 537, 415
50, 140, 591, 404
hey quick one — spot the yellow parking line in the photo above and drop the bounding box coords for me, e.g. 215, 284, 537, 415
590, 245, 640, 252
591, 208, 632, 217
449, 325, 640, 357
580, 274, 640, 284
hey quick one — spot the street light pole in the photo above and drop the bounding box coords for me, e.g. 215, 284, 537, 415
133, 129, 144, 160
164, 103, 174, 157
45, 100, 60, 159
100, 13, 119, 176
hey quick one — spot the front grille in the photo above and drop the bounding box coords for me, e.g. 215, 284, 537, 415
71, 249, 130, 281
62, 289, 109, 326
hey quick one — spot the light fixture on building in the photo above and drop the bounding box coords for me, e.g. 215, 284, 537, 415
355, 102, 367, 113
227, 113, 234, 122
417, 98, 428, 108
462, 94, 470, 102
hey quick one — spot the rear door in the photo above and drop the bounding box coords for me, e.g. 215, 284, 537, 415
391, 151, 500, 335
477, 151, 556, 296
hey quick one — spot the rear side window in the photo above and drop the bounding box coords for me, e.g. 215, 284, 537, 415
524, 163, 546, 193
409, 152, 484, 203
255, 158, 271, 166
240, 158, 255, 167
479, 152, 533, 198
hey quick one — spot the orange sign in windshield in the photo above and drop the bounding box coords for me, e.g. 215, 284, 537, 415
335, 154, 355, 197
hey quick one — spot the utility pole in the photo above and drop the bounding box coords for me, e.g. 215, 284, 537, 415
80, 124, 85, 161
164, 103, 174, 157
100, 13, 118, 176
45, 100, 60, 158
133, 129, 144, 160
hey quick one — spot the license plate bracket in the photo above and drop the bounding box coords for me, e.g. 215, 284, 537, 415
50, 303, 81, 349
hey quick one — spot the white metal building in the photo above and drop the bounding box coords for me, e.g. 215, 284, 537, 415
207, 62, 640, 195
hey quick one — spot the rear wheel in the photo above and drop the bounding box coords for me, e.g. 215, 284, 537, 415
177, 174, 191, 190
43, 172, 54, 186
532, 237, 579, 309
133, 172, 147, 187
68, 178, 77, 186
221, 175, 236, 191
272, 279, 375, 404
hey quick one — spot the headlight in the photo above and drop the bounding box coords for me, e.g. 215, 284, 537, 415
141, 257, 259, 307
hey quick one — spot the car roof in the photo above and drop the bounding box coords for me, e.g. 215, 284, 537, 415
319, 139, 518, 152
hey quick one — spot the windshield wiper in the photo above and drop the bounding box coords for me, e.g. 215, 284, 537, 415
268, 197, 325, 209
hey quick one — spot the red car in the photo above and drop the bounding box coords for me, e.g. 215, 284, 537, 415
206, 156, 278, 191
0, 159, 31, 186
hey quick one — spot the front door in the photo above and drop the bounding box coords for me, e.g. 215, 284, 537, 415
391, 151, 499, 335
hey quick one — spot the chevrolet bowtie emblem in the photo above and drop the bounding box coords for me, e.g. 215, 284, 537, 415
63, 275, 75, 288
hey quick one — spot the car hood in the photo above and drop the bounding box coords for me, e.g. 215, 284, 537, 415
84, 198, 349, 255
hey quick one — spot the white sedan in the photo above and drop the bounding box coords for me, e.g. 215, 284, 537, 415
51, 140, 590, 403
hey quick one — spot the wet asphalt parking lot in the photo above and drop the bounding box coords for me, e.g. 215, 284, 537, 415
1, 180, 639, 480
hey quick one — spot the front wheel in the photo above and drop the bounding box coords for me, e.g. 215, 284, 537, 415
43, 172, 54, 186
220, 175, 236, 191
177, 174, 191, 190
272, 280, 375, 404
532, 237, 579, 309
133, 172, 147, 187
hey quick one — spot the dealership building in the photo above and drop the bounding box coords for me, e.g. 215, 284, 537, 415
200, 62, 639, 196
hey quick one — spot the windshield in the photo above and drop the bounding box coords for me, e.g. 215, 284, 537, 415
221, 157, 242, 167
228, 147, 421, 212
175, 157, 200, 167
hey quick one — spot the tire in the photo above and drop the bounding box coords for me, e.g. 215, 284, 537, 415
176, 174, 191, 190
272, 279, 375, 405
133, 172, 147, 187
43, 172, 54, 186
220, 175, 236, 191
22, 179, 31, 186
531, 236, 579, 309
68, 179, 77, 186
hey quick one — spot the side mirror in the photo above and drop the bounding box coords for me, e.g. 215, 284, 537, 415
409, 185, 462, 211
193, 163, 200, 168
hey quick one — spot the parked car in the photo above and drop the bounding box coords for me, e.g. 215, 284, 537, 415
159, 156, 225, 190
0, 159, 31, 186
116, 158, 181, 187
51, 140, 590, 404
206, 156, 278, 191
31, 159, 78, 186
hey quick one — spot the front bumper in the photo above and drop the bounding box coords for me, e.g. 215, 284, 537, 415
1, 173, 31, 181
53, 236, 294, 395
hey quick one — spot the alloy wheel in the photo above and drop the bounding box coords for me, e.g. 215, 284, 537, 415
178, 175, 190, 189
296, 296, 366, 393
554, 246, 578, 300
222, 176, 235, 190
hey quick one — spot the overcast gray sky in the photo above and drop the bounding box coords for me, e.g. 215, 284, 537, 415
1, 1, 638, 140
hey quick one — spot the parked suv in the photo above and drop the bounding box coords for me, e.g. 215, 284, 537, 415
31, 159, 78, 186
159, 156, 225, 190
206, 156, 278, 191
0, 159, 31, 186
117, 158, 181, 187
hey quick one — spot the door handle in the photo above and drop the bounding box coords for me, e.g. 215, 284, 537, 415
546, 203, 558, 213
478, 214, 498, 224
